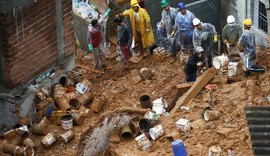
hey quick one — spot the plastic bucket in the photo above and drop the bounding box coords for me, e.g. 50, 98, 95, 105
71, 113, 85, 126
120, 125, 133, 141
53, 84, 67, 99
90, 98, 104, 113
212, 54, 229, 69
172, 140, 187, 156
228, 62, 238, 77
55, 97, 70, 110
139, 95, 152, 109
41, 133, 57, 148
49, 110, 68, 125
23, 138, 36, 148
60, 130, 74, 144
139, 118, 152, 132
31, 118, 49, 136
149, 125, 164, 140
152, 103, 165, 115
77, 91, 94, 106
59, 76, 74, 87
69, 99, 81, 110
135, 133, 152, 151
175, 118, 190, 134
1, 141, 29, 155
203, 110, 220, 121
61, 115, 73, 130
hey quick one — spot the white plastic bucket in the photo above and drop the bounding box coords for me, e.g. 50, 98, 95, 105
152, 97, 167, 115
135, 133, 152, 151
228, 62, 238, 77
61, 115, 73, 130
203, 110, 220, 121
149, 125, 164, 140
213, 54, 229, 69
208, 146, 222, 156
175, 118, 190, 134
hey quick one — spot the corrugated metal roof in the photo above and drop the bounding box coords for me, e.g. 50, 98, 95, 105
245, 107, 270, 155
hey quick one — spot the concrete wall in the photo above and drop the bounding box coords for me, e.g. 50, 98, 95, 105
0, 0, 75, 88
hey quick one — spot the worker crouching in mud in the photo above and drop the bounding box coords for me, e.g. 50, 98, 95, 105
237, 19, 265, 77
184, 46, 205, 82
118, 0, 155, 57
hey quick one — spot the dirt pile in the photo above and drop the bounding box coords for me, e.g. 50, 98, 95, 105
1, 48, 270, 156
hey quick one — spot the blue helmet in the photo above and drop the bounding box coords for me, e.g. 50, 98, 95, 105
178, 2, 185, 10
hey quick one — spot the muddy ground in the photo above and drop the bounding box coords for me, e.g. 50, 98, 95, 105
1, 47, 270, 156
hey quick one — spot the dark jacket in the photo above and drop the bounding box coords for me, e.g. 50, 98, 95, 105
117, 24, 132, 48
184, 53, 205, 74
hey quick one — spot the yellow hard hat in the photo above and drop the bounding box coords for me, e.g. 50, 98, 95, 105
130, 0, 138, 6
243, 19, 252, 27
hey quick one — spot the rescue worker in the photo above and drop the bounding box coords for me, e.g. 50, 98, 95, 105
156, 20, 171, 53
193, 18, 218, 68
222, 15, 242, 61
238, 19, 265, 77
118, 0, 155, 57
170, 2, 196, 63
184, 46, 205, 82
88, 9, 111, 69
161, 0, 178, 35
114, 16, 133, 64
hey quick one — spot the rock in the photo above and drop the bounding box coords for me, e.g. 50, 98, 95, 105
133, 75, 142, 84
190, 119, 205, 129
205, 122, 216, 130
216, 128, 234, 137
140, 68, 153, 80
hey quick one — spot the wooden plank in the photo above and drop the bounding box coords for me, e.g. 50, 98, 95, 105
129, 55, 144, 64
170, 68, 217, 114
176, 82, 194, 90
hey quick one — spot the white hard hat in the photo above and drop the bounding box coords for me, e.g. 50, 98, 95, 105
227, 15, 235, 24
193, 18, 201, 26
195, 46, 204, 53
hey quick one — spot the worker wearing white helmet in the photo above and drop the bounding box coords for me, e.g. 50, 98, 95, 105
238, 19, 265, 77
184, 46, 205, 82
222, 15, 242, 61
192, 18, 218, 68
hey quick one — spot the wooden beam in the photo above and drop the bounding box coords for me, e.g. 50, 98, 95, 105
170, 68, 217, 114
176, 82, 194, 90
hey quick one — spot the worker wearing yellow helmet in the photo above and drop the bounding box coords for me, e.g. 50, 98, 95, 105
117, 0, 155, 57
237, 19, 265, 76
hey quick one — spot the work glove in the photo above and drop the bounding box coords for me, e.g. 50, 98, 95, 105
88, 44, 93, 52
214, 35, 218, 43
197, 62, 203, 66
105, 8, 111, 16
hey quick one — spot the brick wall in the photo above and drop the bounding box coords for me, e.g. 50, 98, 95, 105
0, 0, 75, 88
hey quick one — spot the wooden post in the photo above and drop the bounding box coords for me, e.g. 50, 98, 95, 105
170, 68, 217, 114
